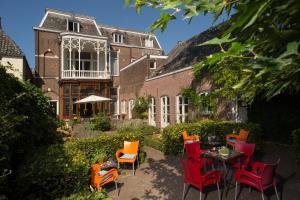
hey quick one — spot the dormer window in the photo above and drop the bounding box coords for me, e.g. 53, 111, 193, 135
113, 33, 124, 43
145, 37, 154, 48
68, 20, 80, 32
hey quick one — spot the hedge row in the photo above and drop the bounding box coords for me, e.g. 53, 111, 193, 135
15, 132, 144, 200
162, 120, 263, 155
292, 128, 300, 162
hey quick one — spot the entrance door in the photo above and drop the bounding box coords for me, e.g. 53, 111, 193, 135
49, 100, 58, 118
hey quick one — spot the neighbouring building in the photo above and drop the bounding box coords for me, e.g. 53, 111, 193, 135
34, 8, 163, 119
0, 17, 32, 81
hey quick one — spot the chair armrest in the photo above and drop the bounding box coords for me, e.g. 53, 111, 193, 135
202, 170, 221, 183
115, 149, 124, 159
98, 168, 118, 179
236, 169, 262, 182
226, 134, 238, 140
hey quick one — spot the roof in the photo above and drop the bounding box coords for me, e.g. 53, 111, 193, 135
0, 29, 23, 58
40, 9, 100, 36
151, 22, 229, 77
99, 25, 161, 49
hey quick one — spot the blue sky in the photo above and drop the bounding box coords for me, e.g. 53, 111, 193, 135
0, 0, 228, 69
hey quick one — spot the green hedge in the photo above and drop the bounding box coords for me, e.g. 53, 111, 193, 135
292, 128, 300, 162
162, 120, 263, 155
15, 132, 144, 199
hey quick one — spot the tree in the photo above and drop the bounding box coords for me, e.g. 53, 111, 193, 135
126, 0, 300, 103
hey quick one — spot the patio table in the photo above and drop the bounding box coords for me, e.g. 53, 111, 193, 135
202, 149, 244, 197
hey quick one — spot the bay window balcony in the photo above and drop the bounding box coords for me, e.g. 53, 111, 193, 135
61, 35, 110, 79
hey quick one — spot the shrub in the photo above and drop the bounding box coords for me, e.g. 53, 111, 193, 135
86, 113, 112, 131
117, 120, 160, 135
144, 134, 163, 151
292, 128, 300, 162
162, 119, 263, 155
15, 131, 144, 199
132, 96, 149, 119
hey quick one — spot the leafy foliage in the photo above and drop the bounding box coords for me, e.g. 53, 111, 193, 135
0, 65, 59, 196
15, 131, 144, 199
132, 96, 149, 119
117, 120, 160, 135
162, 119, 262, 155
85, 113, 112, 131
127, 0, 300, 103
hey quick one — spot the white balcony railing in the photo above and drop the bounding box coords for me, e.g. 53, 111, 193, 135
62, 70, 110, 79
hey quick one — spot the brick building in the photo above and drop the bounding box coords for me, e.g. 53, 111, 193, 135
34, 8, 163, 119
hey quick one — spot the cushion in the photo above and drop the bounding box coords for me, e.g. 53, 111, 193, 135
120, 154, 136, 159
100, 174, 113, 183
98, 170, 108, 176
229, 138, 236, 143
185, 140, 194, 144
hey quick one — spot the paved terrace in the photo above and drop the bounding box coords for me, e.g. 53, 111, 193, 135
107, 144, 300, 200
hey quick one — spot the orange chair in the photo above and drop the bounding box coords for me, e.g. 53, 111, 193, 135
226, 128, 249, 148
116, 141, 139, 175
182, 130, 200, 153
90, 164, 119, 195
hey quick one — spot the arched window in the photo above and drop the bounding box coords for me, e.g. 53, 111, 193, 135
161, 96, 170, 128
128, 99, 135, 119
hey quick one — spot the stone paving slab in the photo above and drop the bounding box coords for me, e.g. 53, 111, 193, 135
107, 145, 300, 200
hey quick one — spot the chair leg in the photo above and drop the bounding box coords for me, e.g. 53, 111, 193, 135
182, 183, 186, 200
118, 162, 120, 169
217, 183, 221, 200
200, 191, 202, 200
115, 181, 119, 196
235, 182, 238, 200
133, 162, 135, 176
137, 156, 140, 168
274, 186, 279, 200
261, 192, 265, 200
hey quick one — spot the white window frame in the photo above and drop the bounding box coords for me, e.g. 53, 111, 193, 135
113, 33, 124, 43
49, 100, 59, 116
67, 20, 80, 32
176, 95, 188, 123
110, 50, 119, 76
145, 37, 154, 48
160, 96, 170, 128
121, 100, 127, 114
149, 60, 157, 70
148, 97, 156, 126
128, 99, 135, 119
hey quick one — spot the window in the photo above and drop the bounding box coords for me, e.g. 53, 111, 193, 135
121, 100, 127, 114
148, 97, 156, 126
149, 60, 156, 69
199, 92, 212, 114
161, 96, 170, 128
145, 37, 154, 47
74, 52, 93, 71
68, 20, 80, 32
176, 95, 188, 123
110, 51, 119, 76
113, 33, 124, 43
128, 99, 135, 119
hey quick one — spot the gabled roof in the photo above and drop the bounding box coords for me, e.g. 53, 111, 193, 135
0, 29, 23, 58
151, 22, 229, 77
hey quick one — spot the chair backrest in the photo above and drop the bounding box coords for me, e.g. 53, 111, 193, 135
260, 159, 280, 186
185, 142, 201, 159
239, 128, 249, 141
123, 141, 139, 155
181, 158, 202, 185
235, 142, 256, 167
182, 130, 189, 140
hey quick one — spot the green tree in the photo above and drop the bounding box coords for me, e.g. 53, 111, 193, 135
132, 96, 149, 119
126, 0, 300, 103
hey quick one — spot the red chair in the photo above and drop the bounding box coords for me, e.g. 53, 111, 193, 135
235, 159, 280, 200
181, 158, 221, 200
185, 142, 214, 168
182, 130, 200, 154
232, 142, 256, 169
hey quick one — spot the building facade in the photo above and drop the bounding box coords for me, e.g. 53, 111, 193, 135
0, 18, 32, 81
34, 8, 163, 119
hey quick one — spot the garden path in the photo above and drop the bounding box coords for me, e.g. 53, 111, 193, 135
107, 144, 300, 200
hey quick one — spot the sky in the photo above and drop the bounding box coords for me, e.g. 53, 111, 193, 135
0, 0, 228, 69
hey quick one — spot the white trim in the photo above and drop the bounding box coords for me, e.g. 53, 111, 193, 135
146, 66, 193, 82
149, 55, 168, 59
148, 97, 156, 126
176, 95, 188, 123
120, 55, 147, 72
110, 42, 162, 50
154, 35, 162, 49
33, 27, 61, 33
160, 96, 170, 128
94, 21, 102, 36
39, 11, 49, 27
49, 100, 59, 116
35, 54, 59, 59
40, 76, 59, 79
47, 10, 95, 21
60, 32, 107, 40
99, 25, 149, 36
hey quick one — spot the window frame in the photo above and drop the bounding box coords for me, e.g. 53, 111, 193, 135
160, 96, 170, 128
113, 33, 124, 43
67, 20, 80, 32
176, 95, 188, 123
148, 97, 156, 126
149, 60, 157, 70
